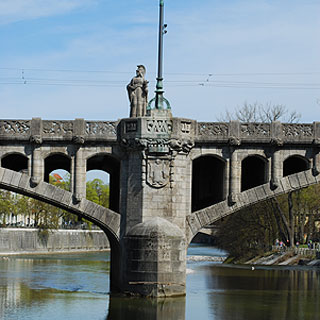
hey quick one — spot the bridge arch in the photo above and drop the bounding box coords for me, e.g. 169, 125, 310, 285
44, 153, 71, 183
86, 153, 120, 212
1, 152, 29, 173
0, 167, 121, 291
283, 155, 310, 177
192, 154, 226, 212
241, 155, 268, 191
187, 169, 320, 244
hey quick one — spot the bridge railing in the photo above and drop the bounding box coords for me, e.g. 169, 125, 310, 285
196, 121, 319, 144
0, 118, 118, 142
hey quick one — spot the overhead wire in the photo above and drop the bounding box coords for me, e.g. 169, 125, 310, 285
1, 67, 320, 76
0, 67, 319, 89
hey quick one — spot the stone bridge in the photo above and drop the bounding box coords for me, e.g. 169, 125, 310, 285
1, 115, 320, 297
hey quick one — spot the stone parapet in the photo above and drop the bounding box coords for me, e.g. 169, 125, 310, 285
196, 121, 320, 145
0, 118, 118, 143
1, 118, 320, 146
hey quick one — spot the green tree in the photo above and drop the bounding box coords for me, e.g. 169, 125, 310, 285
86, 178, 109, 208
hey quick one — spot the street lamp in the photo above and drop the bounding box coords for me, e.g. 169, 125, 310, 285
148, 0, 171, 112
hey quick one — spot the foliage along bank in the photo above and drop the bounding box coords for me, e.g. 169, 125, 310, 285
216, 184, 320, 262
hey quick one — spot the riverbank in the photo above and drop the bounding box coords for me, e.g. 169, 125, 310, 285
0, 228, 109, 255
226, 248, 320, 267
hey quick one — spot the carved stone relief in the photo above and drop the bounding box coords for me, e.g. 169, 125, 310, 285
169, 139, 195, 154
270, 138, 283, 146
125, 121, 137, 133
72, 135, 85, 144
43, 121, 73, 135
147, 119, 172, 134
0, 120, 30, 135
283, 124, 313, 138
121, 137, 194, 155
181, 121, 192, 134
147, 158, 170, 188
241, 123, 270, 137
85, 121, 117, 136
228, 136, 241, 146
198, 123, 228, 137
29, 135, 42, 145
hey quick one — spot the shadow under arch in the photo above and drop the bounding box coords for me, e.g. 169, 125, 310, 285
0, 167, 121, 293
44, 153, 71, 183
87, 153, 120, 213
1, 152, 28, 173
283, 155, 310, 177
192, 154, 226, 212
187, 169, 320, 244
241, 155, 268, 191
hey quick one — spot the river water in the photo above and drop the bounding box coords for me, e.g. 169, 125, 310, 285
0, 245, 319, 320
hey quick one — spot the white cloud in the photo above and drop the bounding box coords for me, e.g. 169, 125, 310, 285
0, 0, 94, 24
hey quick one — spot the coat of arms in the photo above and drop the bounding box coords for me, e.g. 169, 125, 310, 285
147, 158, 170, 188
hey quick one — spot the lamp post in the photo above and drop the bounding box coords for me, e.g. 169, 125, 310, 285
149, 0, 170, 112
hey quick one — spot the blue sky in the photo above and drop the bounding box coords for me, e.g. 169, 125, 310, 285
0, 0, 319, 122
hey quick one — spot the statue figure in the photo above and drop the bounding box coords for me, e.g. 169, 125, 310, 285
127, 65, 149, 117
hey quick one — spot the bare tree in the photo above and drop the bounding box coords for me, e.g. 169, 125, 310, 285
217, 101, 301, 123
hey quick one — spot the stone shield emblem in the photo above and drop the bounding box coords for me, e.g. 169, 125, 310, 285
147, 158, 170, 188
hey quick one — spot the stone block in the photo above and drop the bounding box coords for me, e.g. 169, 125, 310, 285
52, 187, 66, 203
205, 205, 221, 223
246, 189, 258, 205
288, 174, 300, 189
157, 261, 172, 273
314, 169, 320, 184
18, 173, 30, 190
254, 185, 267, 202
305, 170, 317, 186
171, 261, 186, 272
2, 169, 14, 185
196, 210, 210, 227
0, 167, 5, 181
10, 171, 21, 187
296, 171, 308, 188
280, 176, 291, 193
237, 191, 249, 208
84, 200, 99, 217
61, 191, 73, 208
43, 184, 57, 199
94, 207, 108, 223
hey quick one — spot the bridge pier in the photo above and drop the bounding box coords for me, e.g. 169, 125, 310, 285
117, 112, 195, 297
121, 218, 186, 297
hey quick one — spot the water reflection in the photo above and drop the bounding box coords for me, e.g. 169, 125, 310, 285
0, 253, 111, 320
0, 249, 320, 320
204, 265, 320, 320
107, 296, 185, 320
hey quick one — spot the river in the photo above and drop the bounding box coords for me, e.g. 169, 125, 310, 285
0, 245, 319, 320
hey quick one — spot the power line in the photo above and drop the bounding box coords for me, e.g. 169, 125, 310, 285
1, 67, 319, 89
1, 81, 320, 90
1, 67, 320, 77
1, 76, 320, 86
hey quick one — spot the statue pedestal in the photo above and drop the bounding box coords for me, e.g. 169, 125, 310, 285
117, 114, 196, 297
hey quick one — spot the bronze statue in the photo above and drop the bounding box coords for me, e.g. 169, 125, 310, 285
127, 65, 149, 117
